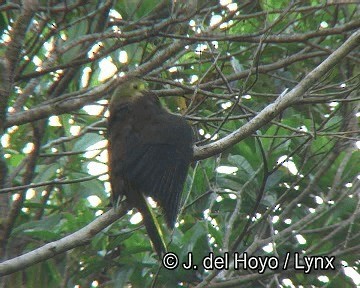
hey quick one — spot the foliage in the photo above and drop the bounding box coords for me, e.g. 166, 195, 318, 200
0, 0, 359, 287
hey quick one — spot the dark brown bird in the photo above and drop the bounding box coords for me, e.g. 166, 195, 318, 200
108, 78, 193, 257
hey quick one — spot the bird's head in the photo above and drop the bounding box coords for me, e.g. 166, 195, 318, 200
111, 78, 147, 106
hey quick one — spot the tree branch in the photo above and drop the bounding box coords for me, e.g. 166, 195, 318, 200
0, 207, 127, 276
5, 0, 39, 81
159, 19, 360, 43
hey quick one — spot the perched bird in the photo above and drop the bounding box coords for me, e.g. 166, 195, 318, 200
108, 78, 194, 257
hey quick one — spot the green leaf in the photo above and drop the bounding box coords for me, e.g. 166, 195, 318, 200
11, 214, 62, 237
73, 133, 103, 151
23, 230, 60, 241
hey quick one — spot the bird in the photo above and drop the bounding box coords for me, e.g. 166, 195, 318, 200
107, 77, 194, 257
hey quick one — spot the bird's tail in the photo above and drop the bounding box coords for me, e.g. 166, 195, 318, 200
138, 194, 167, 258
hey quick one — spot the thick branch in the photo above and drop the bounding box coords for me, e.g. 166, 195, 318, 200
5, 0, 39, 80
0, 207, 126, 276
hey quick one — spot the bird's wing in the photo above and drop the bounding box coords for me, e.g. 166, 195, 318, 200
124, 142, 191, 228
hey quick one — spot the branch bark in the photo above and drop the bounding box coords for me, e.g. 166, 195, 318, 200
0, 207, 127, 276
5, 0, 39, 81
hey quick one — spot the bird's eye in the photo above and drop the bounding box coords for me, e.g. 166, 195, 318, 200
133, 84, 138, 90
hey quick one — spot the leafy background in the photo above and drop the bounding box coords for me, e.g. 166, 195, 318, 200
0, 0, 359, 287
